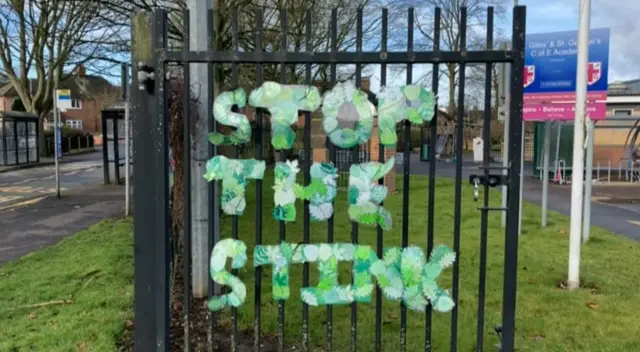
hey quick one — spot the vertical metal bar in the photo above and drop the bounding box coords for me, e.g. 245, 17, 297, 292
207, 7, 216, 349
113, 115, 121, 183
152, 9, 170, 350
277, 9, 287, 352
400, 8, 414, 352
450, 6, 467, 352
476, 7, 493, 352
182, 9, 192, 352
502, 6, 526, 352
325, 9, 338, 352
102, 115, 109, 184
35, 119, 39, 163
13, 120, 18, 164
254, 9, 264, 352
131, 12, 156, 350
425, 7, 440, 351
375, 8, 388, 352
350, 7, 363, 352
230, 9, 240, 352
301, 9, 312, 352
25, 121, 29, 163
2, 120, 7, 165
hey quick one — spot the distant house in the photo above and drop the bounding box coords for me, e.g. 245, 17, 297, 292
0, 65, 119, 134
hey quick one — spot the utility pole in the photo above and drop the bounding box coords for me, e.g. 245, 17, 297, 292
188, 0, 213, 298
568, 0, 591, 290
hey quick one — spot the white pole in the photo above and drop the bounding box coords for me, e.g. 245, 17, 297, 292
541, 121, 551, 226
53, 89, 61, 198
568, 0, 591, 290
518, 123, 524, 235
582, 119, 594, 242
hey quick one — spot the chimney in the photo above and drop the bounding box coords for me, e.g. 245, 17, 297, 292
75, 65, 86, 77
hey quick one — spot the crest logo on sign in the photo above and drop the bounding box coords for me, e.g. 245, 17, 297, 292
524, 65, 535, 88
588, 62, 602, 86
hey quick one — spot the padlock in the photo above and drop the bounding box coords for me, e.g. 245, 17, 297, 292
473, 177, 480, 202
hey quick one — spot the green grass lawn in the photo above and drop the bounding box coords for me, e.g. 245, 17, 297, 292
218, 172, 640, 352
1, 173, 638, 352
0, 219, 133, 352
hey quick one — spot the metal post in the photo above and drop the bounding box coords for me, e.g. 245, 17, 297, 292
500, 42, 510, 228
188, 0, 213, 298
13, 120, 18, 164
123, 63, 131, 216
102, 112, 110, 184
2, 120, 7, 164
113, 116, 121, 184
541, 121, 551, 227
53, 89, 61, 198
582, 119, 594, 243
25, 122, 29, 163
568, 0, 591, 290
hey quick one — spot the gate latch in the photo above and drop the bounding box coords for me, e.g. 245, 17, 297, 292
468, 174, 508, 201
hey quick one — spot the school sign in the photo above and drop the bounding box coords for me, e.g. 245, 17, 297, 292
523, 28, 611, 121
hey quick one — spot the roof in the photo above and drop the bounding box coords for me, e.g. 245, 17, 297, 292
0, 74, 115, 100
0, 111, 38, 120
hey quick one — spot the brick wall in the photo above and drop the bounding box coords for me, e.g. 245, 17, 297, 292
63, 99, 100, 133
0, 96, 14, 111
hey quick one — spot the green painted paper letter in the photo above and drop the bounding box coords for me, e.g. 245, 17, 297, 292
207, 239, 248, 311
209, 88, 251, 146
294, 162, 338, 222
322, 81, 376, 148
203, 155, 266, 215
249, 82, 321, 150
377, 85, 436, 147
347, 157, 395, 230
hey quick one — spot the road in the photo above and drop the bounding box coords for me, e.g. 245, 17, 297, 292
406, 154, 640, 241
0, 152, 104, 211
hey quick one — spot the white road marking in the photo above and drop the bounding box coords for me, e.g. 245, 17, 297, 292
11, 178, 38, 185
627, 220, 640, 226
64, 170, 80, 176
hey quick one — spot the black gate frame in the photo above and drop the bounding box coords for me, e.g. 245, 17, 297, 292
132, 5, 526, 352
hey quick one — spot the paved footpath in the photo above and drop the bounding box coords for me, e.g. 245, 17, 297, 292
0, 184, 125, 264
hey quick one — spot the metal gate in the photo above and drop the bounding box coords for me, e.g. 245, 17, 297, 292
132, 5, 526, 352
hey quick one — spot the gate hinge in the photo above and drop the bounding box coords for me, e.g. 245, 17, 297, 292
137, 61, 155, 93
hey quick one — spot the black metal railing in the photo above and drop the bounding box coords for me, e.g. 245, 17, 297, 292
132, 5, 526, 352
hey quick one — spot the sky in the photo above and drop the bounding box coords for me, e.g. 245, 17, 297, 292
91, 1, 639, 94
511, 0, 639, 82
362, 0, 638, 106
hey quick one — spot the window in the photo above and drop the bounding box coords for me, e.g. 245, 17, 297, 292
70, 99, 82, 109
614, 109, 632, 116
65, 120, 83, 130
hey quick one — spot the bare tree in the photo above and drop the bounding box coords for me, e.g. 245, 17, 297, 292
409, 0, 508, 118
0, 0, 126, 155
98, 0, 381, 90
